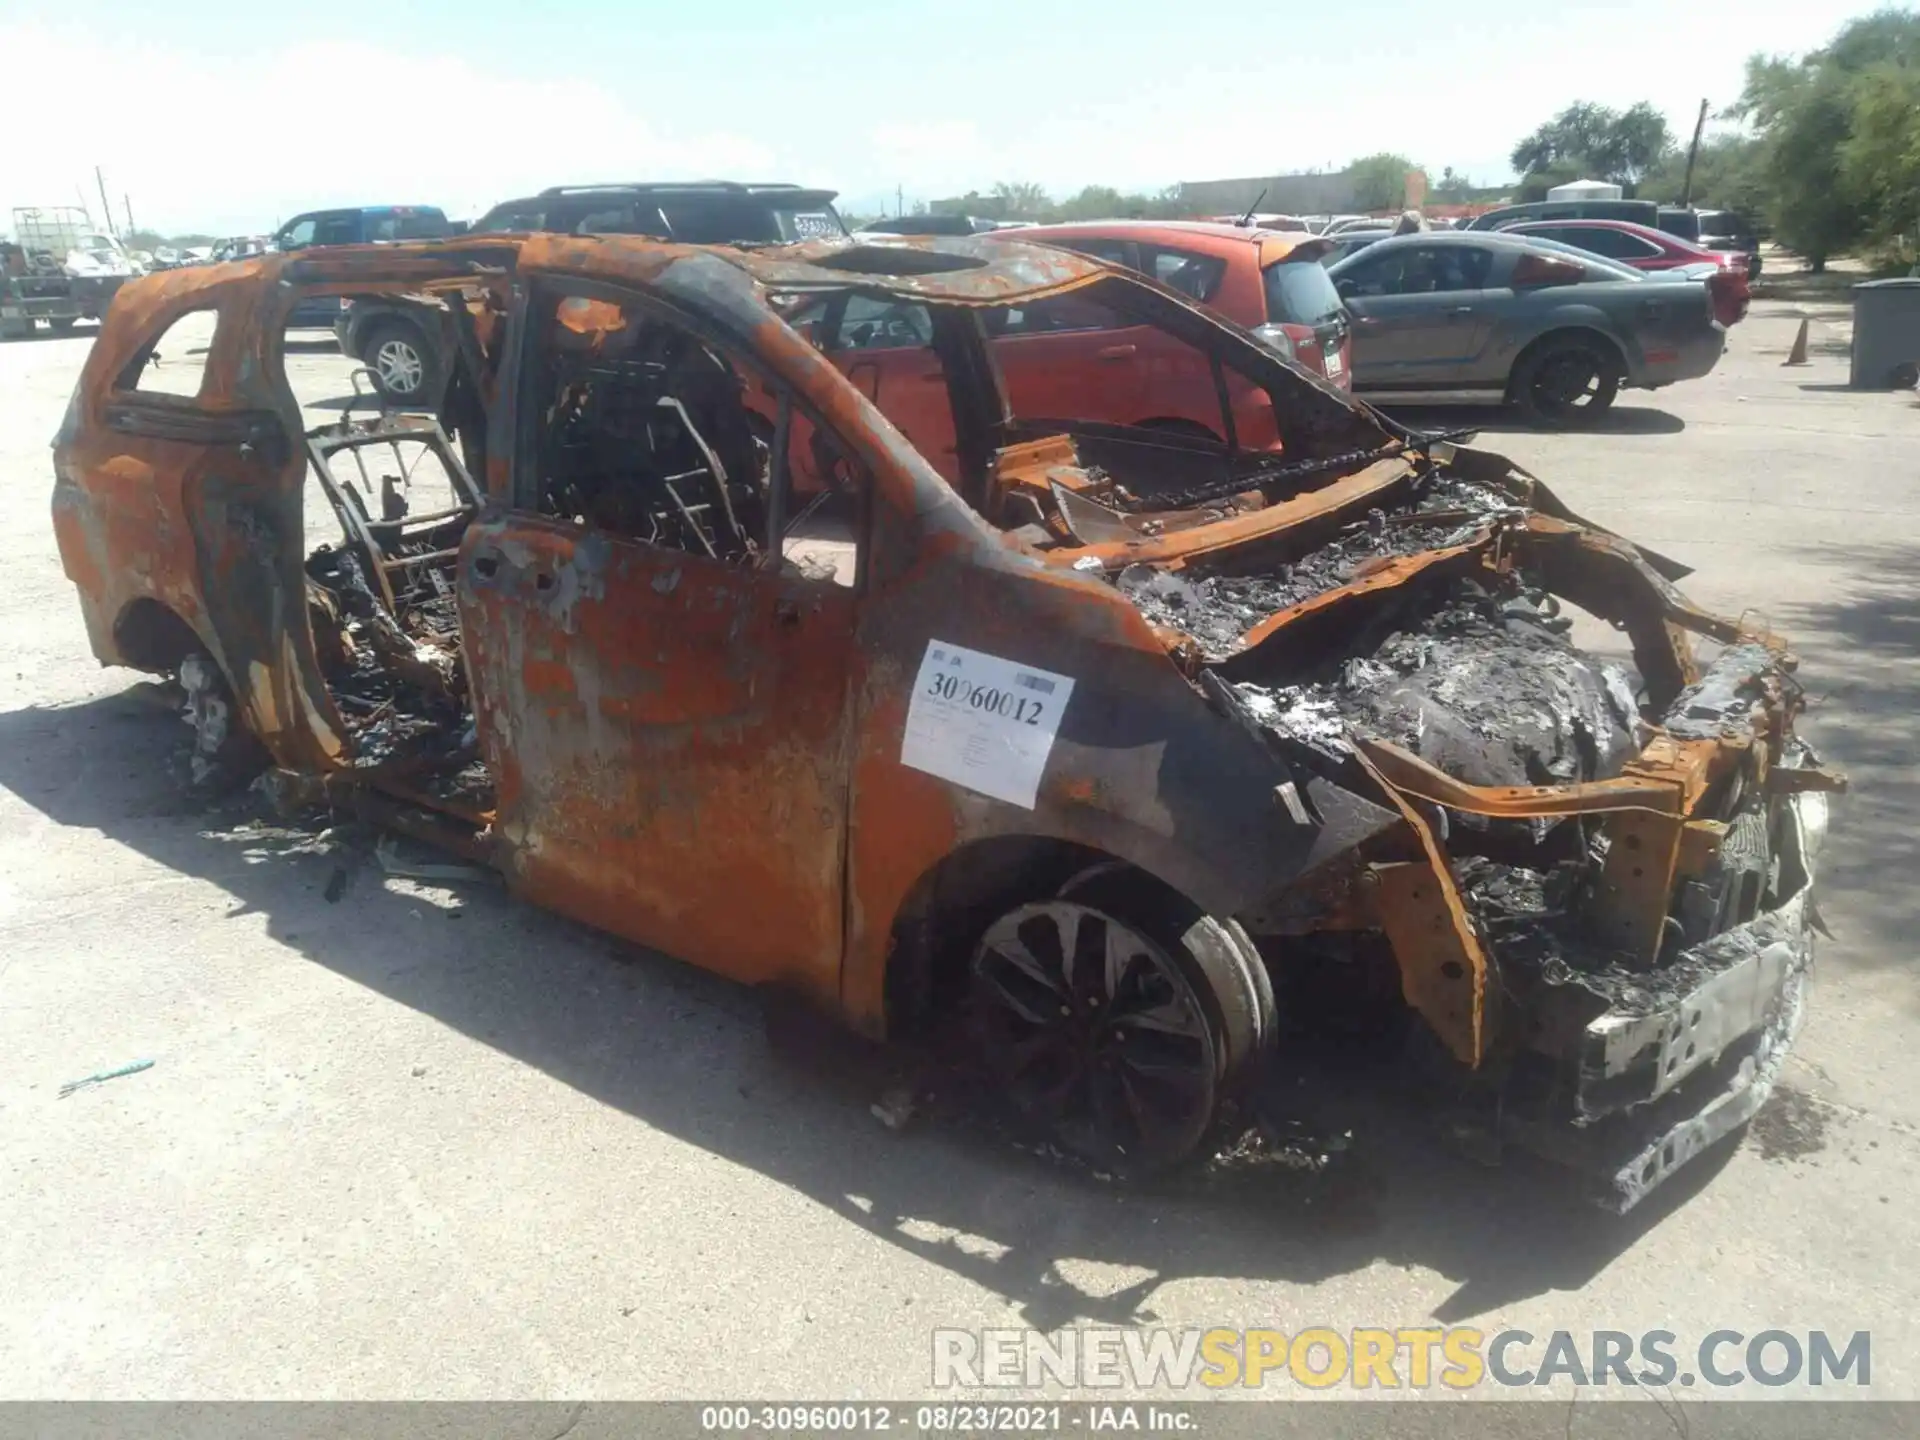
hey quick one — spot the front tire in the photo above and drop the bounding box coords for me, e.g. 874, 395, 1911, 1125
968, 878, 1272, 1174
363, 320, 439, 405
1511, 338, 1621, 428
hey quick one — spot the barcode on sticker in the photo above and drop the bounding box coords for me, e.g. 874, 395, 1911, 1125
1015, 673, 1056, 694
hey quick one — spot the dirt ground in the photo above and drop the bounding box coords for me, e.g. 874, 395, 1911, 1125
2, 287, 1918, 1403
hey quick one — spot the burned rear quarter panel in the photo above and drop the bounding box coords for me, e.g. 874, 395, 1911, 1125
52, 262, 349, 772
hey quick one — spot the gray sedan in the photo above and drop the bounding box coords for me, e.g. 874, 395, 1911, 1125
1326, 232, 1725, 426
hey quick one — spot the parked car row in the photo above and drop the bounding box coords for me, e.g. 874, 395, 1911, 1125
1500, 219, 1751, 327
322, 186, 852, 399
1469, 199, 1763, 278
831, 219, 1732, 431
1326, 232, 1725, 424
211, 180, 1744, 433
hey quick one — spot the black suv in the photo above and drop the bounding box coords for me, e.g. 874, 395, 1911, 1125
336, 183, 848, 402
1468, 199, 1662, 231
273, 206, 457, 329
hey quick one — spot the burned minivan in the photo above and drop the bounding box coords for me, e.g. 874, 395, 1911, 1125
52, 233, 1840, 1209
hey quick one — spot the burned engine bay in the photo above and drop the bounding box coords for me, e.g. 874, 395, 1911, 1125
984, 428, 1841, 1203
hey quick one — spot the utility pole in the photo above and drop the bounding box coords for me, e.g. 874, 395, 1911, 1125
896, 183, 903, 218
1680, 98, 1710, 209
96, 167, 116, 238
124, 194, 136, 239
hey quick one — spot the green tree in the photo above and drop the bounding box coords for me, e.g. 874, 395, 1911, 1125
990, 181, 1052, 219
1641, 134, 1767, 213
1729, 9, 1920, 269
1053, 185, 1128, 222
1840, 62, 1920, 259
1345, 153, 1417, 211
1510, 102, 1619, 176
1142, 184, 1189, 219
1597, 102, 1675, 188
1509, 101, 1673, 193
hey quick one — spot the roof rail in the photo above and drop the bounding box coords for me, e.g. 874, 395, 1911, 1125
535, 181, 814, 197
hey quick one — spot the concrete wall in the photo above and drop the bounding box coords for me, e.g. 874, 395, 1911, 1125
1174, 173, 1359, 216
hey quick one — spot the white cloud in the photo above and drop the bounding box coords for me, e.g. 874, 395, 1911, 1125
3, 1, 1868, 237
0, 24, 777, 235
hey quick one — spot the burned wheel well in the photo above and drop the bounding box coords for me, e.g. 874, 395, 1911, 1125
882, 836, 1199, 1036
112, 599, 205, 674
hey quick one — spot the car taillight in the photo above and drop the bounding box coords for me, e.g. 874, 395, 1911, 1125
1250, 323, 1296, 360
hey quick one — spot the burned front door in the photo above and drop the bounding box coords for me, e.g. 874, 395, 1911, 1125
458, 284, 860, 1000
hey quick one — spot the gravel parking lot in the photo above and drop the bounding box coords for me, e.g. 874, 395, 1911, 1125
2, 290, 1917, 1402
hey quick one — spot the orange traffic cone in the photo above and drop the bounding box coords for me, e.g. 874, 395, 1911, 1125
1784, 318, 1810, 366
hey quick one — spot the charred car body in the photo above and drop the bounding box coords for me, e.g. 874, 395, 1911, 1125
52, 235, 1840, 1209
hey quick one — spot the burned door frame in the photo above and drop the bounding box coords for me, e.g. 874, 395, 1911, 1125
54, 278, 353, 774
458, 269, 873, 1003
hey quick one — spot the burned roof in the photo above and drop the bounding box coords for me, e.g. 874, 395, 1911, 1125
610, 232, 1112, 304
264, 232, 1115, 306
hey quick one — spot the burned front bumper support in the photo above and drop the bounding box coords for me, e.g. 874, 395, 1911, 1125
1503, 789, 1830, 1210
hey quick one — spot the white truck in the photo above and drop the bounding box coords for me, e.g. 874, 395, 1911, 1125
2, 208, 136, 339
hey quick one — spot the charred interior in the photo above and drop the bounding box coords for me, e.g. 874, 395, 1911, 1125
297, 288, 857, 821
76, 235, 1825, 1209
302, 412, 488, 813
531, 295, 769, 557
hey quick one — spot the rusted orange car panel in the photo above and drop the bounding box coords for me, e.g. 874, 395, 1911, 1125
52, 232, 1843, 1209
460, 512, 860, 998
57, 266, 347, 772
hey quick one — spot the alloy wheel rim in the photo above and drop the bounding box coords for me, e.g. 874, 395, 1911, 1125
375, 338, 424, 393
1535, 351, 1602, 409
972, 900, 1216, 1167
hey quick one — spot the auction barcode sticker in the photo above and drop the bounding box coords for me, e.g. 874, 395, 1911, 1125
900, 641, 1077, 809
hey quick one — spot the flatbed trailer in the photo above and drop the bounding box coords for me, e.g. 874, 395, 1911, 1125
0, 241, 85, 338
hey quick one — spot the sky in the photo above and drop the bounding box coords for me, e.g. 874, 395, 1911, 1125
0, 0, 1890, 238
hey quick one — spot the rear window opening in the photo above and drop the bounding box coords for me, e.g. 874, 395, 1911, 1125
1263, 260, 1345, 328
116, 308, 219, 397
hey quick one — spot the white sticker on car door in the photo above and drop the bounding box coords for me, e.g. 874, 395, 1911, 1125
900, 640, 1076, 809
